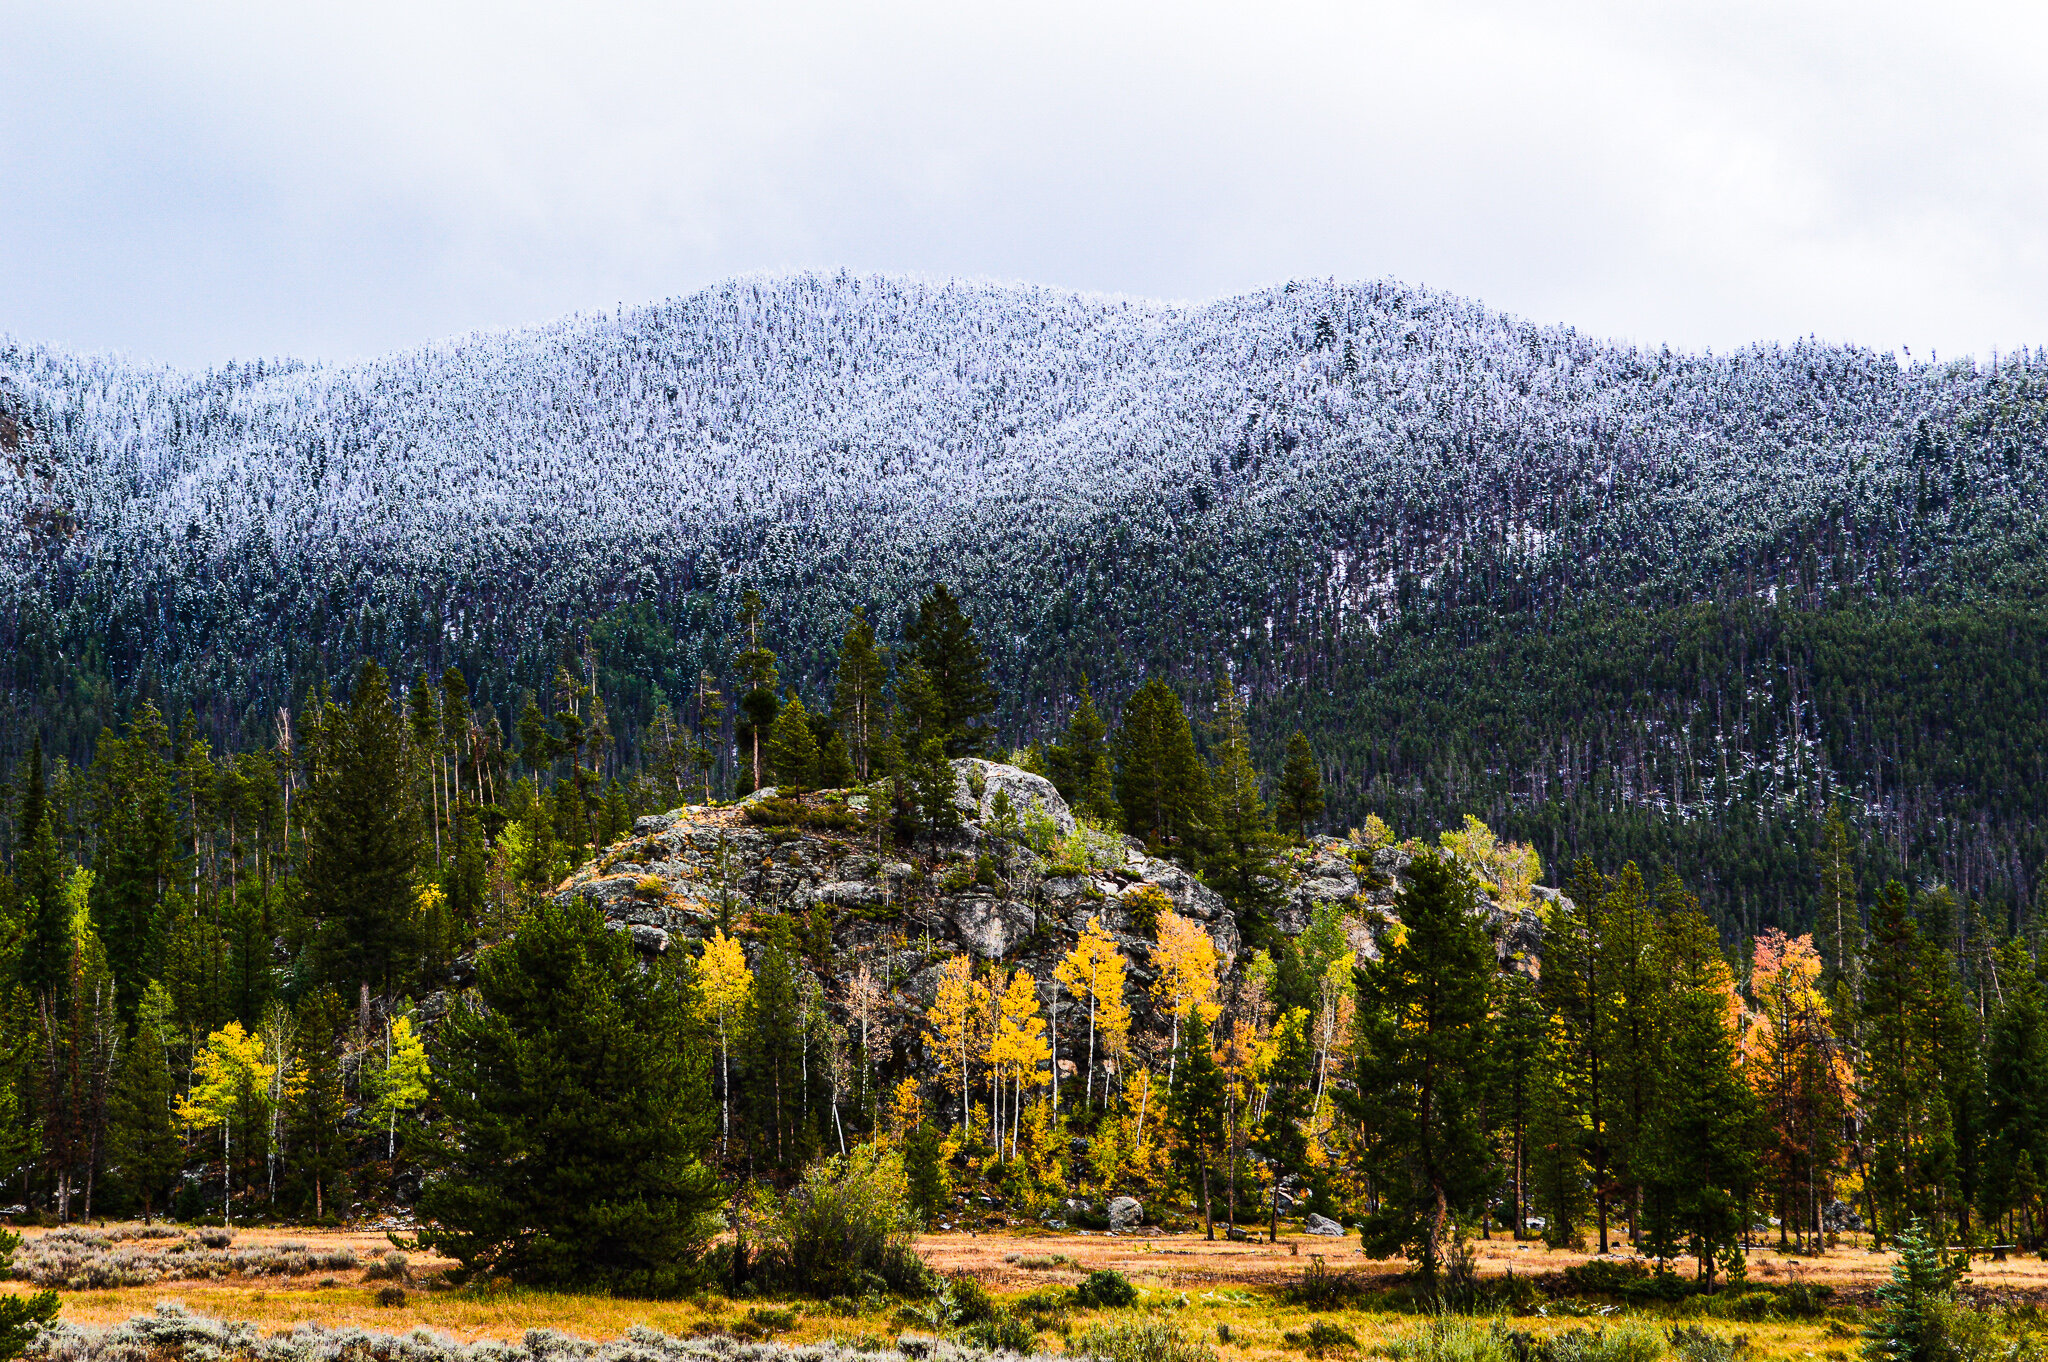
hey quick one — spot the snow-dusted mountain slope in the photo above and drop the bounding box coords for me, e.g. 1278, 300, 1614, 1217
6, 271, 2043, 710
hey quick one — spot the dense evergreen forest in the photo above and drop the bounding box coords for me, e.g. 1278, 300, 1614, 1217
0, 580, 2037, 1303
7, 274, 2048, 937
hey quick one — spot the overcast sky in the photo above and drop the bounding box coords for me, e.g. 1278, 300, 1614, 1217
5, 0, 2045, 368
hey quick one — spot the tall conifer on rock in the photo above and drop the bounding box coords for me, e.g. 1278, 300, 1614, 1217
734, 589, 780, 794
1205, 677, 1282, 932
1275, 732, 1325, 842
904, 584, 997, 757
1048, 677, 1119, 826
1114, 679, 1213, 864
832, 607, 888, 782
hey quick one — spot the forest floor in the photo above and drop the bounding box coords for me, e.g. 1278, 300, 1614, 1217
0, 1223, 2037, 1362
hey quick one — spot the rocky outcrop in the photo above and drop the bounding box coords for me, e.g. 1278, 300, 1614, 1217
550, 762, 1242, 1050
550, 763, 1554, 1067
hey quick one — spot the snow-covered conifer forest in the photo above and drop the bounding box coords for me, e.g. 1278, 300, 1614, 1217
5, 272, 2047, 926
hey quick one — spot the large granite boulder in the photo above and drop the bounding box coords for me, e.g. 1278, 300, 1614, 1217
951, 759, 1075, 836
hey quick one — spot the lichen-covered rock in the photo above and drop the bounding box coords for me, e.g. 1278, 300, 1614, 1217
1107, 1196, 1142, 1231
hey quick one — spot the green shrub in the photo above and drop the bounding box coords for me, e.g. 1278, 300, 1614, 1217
1074, 1268, 1139, 1308
743, 797, 807, 826
1286, 1256, 1362, 1311
761, 1144, 928, 1298
1071, 1320, 1217, 1362
1666, 1325, 1748, 1362
1283, 1321, 1360, 1358
1546, 1326, 1666, 1362
956, 1310, 1037, 1353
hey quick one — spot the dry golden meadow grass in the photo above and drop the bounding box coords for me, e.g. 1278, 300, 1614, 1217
1, 1223, 2029, 1362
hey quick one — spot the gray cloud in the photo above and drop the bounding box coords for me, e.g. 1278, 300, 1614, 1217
5, 0, 2045, 366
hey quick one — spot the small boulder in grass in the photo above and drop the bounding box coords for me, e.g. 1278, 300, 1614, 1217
1305, 1213, 1344, 1236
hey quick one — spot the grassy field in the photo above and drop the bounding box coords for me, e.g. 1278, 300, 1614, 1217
0, 1223, 2019, 1362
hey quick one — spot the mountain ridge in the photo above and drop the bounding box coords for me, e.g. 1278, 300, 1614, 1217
5, 269, 2048, 925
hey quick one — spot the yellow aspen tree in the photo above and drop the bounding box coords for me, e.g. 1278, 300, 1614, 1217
699, 929, 754, 1155
1311, 948, 1357, 1118
923, 954, 990, 1139
888, 1075, 924, 1143
989, 968, 1051, 1159
1151, 908, 1220, 1083
374, 1014, 431, 1159
1055, 917, 1129, 1111
178, 1021, 274, 1227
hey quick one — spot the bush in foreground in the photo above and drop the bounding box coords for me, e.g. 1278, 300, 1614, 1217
759, 1144, 929, 1298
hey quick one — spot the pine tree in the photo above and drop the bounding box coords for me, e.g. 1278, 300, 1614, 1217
106, 1015, 180, 1218
903, 583, 997, 757
1486, 970, 1547, 1239
14, 738, 69, 1003
831, 607, 888, 782
304, 662, 419, 998
1274, 732, 1325, 842
1343, 850, 1497, 1284
1815, 803, 1860, 988
87, 704, 179, 1019
1204, 677, 1281, 931
417, 896, 721, 1293
0, 1232, 57, 1359
1048, 677, 1118, 825
748, 920, 806, 1174
734, 589, 780, 794
903, 1120, 950, 1227
1980, 939, 2048, 1245
1640, 903, 1757, 1284
765, 692, 821, 792
285, 988, 349, 1221
1169, 1017, 1228, 1239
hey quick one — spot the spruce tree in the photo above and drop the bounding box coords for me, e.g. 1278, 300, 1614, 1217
734, 588, 780, 794
1980, 939, 2048, 1244
747, 920, 807, 1174
904, 583, 997, 757
1114, 679, 1213, 862
14, 737, 69, 1003
1639, 902, 1758, 1284
286, 989, 350, 1221
831, 607, 888, 781
1343, 850, 1497, 1284
903, 1119, 951, 1227
87, 704, 178, 1019
1048, 677, 1118, 825
418, 896, 721, 1293
304, 661, 420, 999
765, 692, 821, 792
1204, 677, 1281, 932
1274, 731, 1325, 842
106, 1016, 180, 1218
